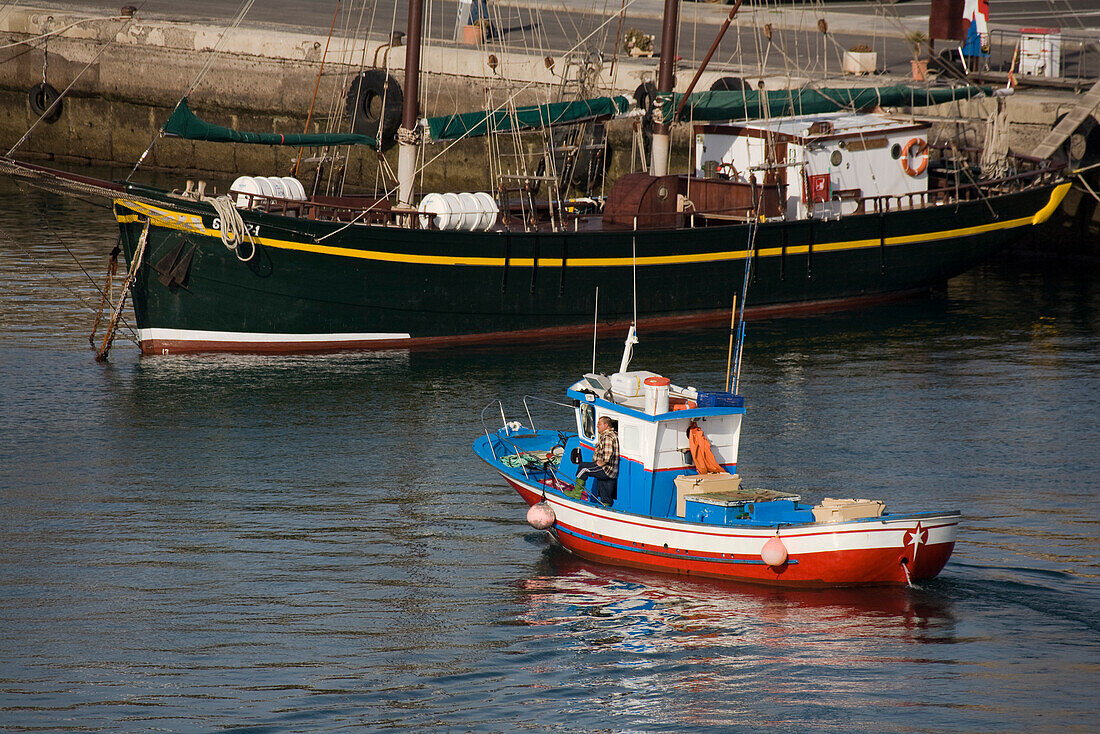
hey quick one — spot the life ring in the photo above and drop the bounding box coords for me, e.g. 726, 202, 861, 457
345, 70, 403, 150
901, 137, 929, 177
28, 82, 63, 123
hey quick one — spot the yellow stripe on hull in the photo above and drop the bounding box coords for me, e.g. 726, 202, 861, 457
114, 182, 1070, 269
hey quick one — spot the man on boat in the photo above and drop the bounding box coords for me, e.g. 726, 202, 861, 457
574, 417, 619, 505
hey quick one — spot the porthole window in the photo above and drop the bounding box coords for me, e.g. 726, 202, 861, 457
890, 142, 902, 160
830, 150, 842, 166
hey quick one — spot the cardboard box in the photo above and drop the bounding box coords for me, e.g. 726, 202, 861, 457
674, 473, 741, 517
812, 497, 886, 523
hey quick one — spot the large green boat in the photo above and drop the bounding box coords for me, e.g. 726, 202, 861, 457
1, 0, 1072, 355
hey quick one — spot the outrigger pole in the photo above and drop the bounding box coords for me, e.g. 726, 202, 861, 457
397, 0, 423, 208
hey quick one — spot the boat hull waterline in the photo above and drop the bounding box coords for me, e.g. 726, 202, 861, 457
505, 475, 958, 587
114, 182, 1070, 354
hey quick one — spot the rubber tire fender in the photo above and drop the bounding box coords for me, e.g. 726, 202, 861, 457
1054, 112, 1100, 169
709, 76, 750, 92
633, 80, 657, 153
29, 82, 63, 124
345, 70, 403, 150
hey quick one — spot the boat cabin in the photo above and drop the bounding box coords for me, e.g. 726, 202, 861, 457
564, 371, 745, 519
694, 111, 931, 220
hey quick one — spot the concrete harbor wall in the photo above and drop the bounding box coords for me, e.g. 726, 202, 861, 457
0, 3, 1085, 195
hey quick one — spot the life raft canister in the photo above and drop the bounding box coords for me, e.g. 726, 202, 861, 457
900, 137, 929, 177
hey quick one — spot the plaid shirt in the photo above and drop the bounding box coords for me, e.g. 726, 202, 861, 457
594, 428, 619, 478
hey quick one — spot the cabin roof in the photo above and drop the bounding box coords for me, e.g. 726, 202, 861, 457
698, 111, 929, 142
566, 384, 745, 423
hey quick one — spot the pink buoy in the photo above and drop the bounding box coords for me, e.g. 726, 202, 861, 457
526, 501, 556, 530
761, 536, 788, 567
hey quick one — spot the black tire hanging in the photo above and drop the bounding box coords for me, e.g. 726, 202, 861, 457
709, 76, 750, 92
28, 82, 63, 124
1054, 112, 1100, 169
345, 70, 403, 151
633, 80, 657, 154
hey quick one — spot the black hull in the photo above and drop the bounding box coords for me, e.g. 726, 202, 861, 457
113, 181, 1069, 354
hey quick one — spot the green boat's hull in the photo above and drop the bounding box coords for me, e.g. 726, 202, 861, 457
114, 181, 1070, 354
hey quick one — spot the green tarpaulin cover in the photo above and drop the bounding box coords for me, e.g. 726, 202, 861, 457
661, 84, 992, 122
426, 95, 631, 141
163, 98, 379, 149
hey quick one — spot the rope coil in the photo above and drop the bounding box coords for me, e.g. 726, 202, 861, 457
205, 195, 256, 262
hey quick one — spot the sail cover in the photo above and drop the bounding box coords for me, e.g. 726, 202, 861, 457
663, 84, 992, 122
426, 95, 631, 142
164, 98, 379, 148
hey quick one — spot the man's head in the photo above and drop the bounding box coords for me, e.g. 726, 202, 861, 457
597, 416, 612, 433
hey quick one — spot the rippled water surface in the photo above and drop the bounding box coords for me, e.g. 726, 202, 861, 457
1, 179, 1098, 732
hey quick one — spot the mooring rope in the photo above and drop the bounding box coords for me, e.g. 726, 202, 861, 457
204, 195, 256, 262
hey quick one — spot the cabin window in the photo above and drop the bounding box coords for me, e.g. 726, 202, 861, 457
890, 143, 902, 160
579, 404, 596, 441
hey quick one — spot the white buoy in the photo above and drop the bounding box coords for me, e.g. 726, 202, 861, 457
761, 536, 788, 567
526, 501, 556, 530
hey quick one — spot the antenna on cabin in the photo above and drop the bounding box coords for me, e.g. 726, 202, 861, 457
592, 286, 599, 375
732, 219, 758, 394
725, 294, 737, 392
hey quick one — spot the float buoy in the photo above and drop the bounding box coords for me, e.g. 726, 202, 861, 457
761, 536, 788, 567
900, 137, 929, 177
345, 69, 403, 150
28, 82, 62, 124
526, 501, 556, 530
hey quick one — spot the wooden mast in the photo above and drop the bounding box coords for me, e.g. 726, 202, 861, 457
397, 0, 423, 208
650, 0, 680, 177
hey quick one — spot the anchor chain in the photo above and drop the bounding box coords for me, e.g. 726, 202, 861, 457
95, 219, 148, 362
88, 240, 121, 347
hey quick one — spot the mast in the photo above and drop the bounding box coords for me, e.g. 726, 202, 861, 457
650, 0, 680, 177
397, 0, 423, 208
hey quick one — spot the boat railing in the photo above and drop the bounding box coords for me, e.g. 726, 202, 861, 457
480, 399, 535, 479
480, 399, 510, 462
860, 166, 1060, 215
229, 190, 400, 226
521, 395, 572, 434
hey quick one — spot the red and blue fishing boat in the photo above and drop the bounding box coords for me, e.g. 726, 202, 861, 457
474, 328, 958, 587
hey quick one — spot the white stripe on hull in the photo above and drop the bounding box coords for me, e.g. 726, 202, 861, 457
512, 474, 958, 556
139, 327, 412, 344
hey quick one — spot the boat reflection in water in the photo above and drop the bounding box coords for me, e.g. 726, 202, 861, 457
515, 549, 957, 656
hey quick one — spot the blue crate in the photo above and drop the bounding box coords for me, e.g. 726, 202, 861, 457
684, 496, 747, 525
748, 499, 815, 524
696, 391, 744, 408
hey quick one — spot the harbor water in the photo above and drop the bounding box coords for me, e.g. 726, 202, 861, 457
1, 178, 1098, 732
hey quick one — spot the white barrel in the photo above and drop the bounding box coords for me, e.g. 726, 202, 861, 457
440, 193, 463, 230
643, 376, 671, 415
473, 191, 499, 230
457, 192, 481, 231
417, 192, 448, 230
229, 175, 262, 208
418, 192, 501, 231
263, 176, 288, 199
253, 176, 274, 198
280, 176, 306, 200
